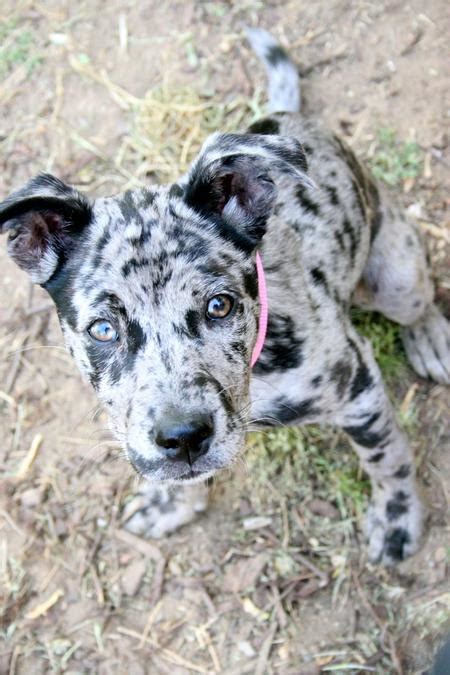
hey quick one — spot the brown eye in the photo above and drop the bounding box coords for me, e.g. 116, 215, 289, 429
206, 294, 235, 320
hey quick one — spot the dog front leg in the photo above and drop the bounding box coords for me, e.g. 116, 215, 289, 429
334, 335, 424, 564
121, 481, 209, 538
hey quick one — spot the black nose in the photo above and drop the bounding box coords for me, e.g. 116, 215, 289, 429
154, 415, 214, 464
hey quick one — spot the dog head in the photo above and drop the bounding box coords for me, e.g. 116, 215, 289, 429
0, 133, 308, 483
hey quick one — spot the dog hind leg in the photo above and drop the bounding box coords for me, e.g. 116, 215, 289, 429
354, 202, 450, 384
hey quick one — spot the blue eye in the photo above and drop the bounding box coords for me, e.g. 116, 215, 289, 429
88, 320, 119, 343
206, 294, 235, 320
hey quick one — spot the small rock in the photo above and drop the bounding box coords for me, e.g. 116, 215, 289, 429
306, 499, 340, 520
406, 202, 423, 219
242, 516, 272, 530
120, 559, 147, 596
238, 640, 256, 657
19, 487, 44, 507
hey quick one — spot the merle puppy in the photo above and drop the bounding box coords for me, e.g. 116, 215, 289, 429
1, 29, 449, 565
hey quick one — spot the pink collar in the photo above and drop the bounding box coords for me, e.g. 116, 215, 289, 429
250, 251, 268, 367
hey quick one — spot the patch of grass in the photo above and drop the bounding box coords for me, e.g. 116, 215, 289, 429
243, 312, 411, 523
0, 21, 42, 77
351, 308, 408, 382
246, 425, 369, 518
120, 83, 264, 185
0, 17, 18, 42
368, 128, 423, 186
0, 548, 30, 634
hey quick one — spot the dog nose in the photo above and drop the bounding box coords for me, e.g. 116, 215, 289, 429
154, 415, 214, 464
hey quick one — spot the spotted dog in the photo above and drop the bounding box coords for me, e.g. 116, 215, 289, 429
1, 29, 449, 565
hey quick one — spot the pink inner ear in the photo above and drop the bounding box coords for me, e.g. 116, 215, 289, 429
23, 211, 62, 251
7, 210, 69, 282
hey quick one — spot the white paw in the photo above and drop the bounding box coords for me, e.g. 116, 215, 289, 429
365, 489, 424, 565
121, 482, 208, 539
402, 304, 450, 385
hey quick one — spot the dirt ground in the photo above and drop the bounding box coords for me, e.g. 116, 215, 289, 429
1, 1, 449, 673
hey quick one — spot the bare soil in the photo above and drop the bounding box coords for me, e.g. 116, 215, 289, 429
1, 1, 449, 673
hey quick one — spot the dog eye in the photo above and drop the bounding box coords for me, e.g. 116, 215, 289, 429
206, 294, 235, 320
88, 320, 119, 342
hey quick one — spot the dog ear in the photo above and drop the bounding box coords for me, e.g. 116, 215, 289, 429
0, 174, 92, 284
183, 132, 310, 247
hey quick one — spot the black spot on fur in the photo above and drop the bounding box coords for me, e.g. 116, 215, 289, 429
85, 338, 114, 388
45, 266, 79, 330
262, 396, 321, 425
128, 447, 163, 475
253, 314, 304, 374
334, 229, 345, 251
127, 318, 147, 354
231, 341, 246, 357
185, 309, 201, 339
296, 184, 319, 216
108, 360, 123, 385
244, 269, 258, 299
266, 44, 289, 66
310, 267, 329, 293
342, 218, 358, 263
350, 362, 374, 400
169, 183, 184, 198
325, 185, 339, 206
330, 360, 352, 397
122, 257, 149, 277
95, 227, 111, 252
386, 492, 409, 521
333, 134, 382, 243
139, 189, 155, 209
393, 464, 411, 479
368, 451, 385, 463
347, 338, 374, 400
311, 375, 322, 387
248, 118, 280, 135
205, 375, 234, 417
343, 412, 389, 448
384, 527, 410, 560
118, 190, 144, 226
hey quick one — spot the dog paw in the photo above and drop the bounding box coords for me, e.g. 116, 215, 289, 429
402, 304, 450, 385
365, 490, 424, 565
121, 482, 208, 538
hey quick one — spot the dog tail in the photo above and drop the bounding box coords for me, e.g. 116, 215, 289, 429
246, 27, 300, 113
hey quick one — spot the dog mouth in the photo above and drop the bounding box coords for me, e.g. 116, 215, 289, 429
178, 469, 209, 481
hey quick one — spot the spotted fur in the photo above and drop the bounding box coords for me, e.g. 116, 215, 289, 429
1, 29, 449, 566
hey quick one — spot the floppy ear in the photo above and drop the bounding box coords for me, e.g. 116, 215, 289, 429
0, 174, 92, 284
183, 132, 310, 248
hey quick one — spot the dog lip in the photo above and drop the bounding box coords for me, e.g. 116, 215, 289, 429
179, 469, 207, 480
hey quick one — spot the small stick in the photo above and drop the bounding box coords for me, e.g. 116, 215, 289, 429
15, 433, 43, 480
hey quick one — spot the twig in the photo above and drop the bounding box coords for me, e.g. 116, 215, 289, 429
300, 50, 348, 77
293, 551, 329, 584
255, 619, 278, 675
400, 29, 423, 56
352, 571, 404, 674
116, 626, 209, 673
